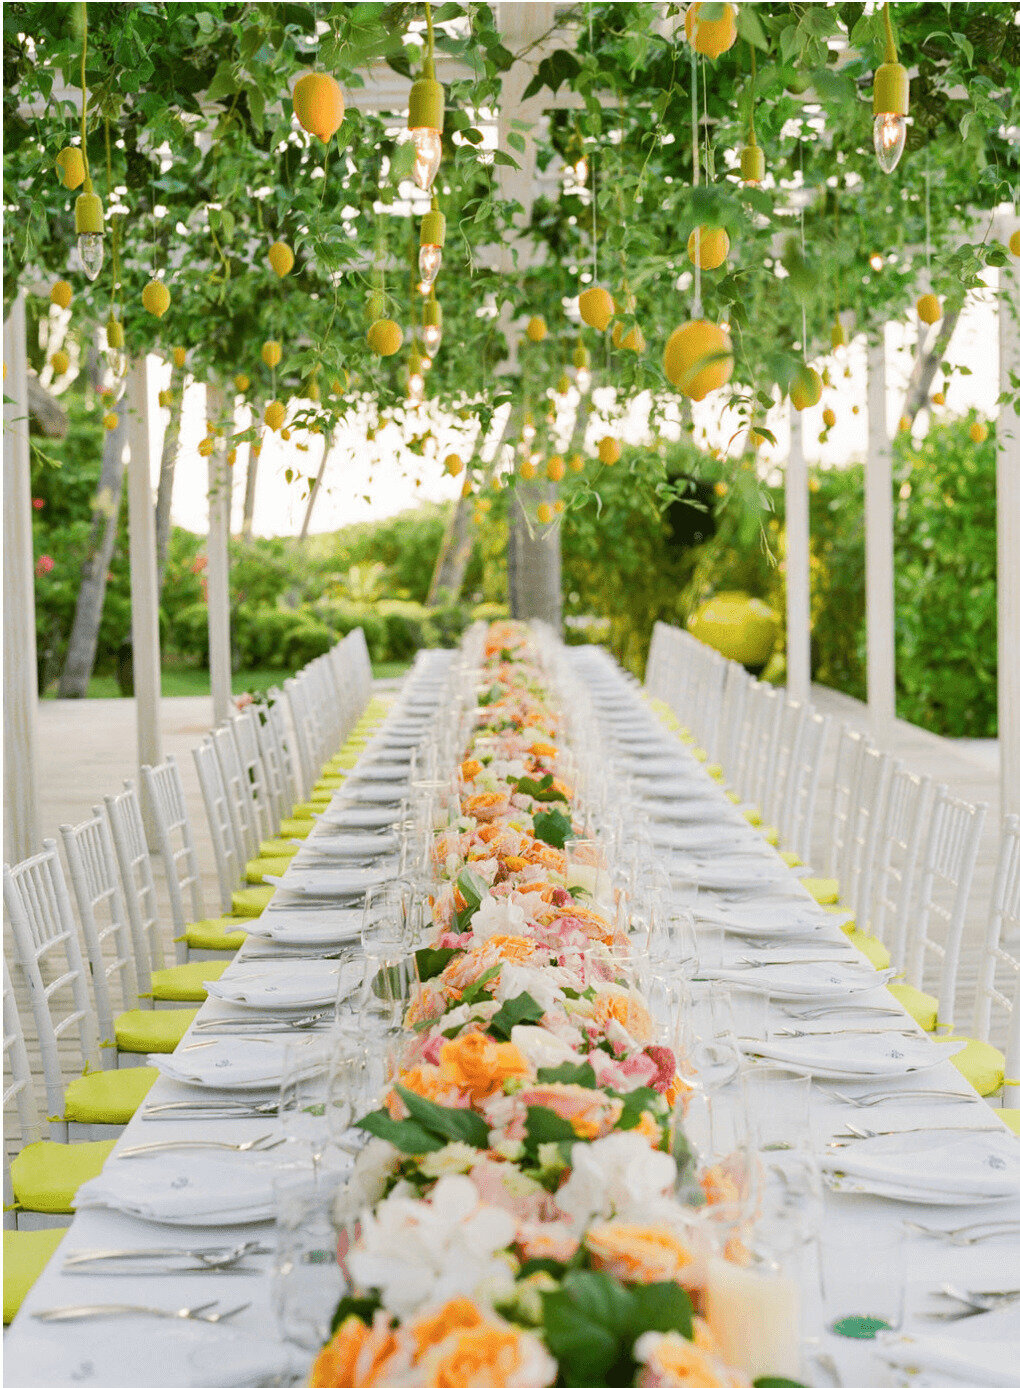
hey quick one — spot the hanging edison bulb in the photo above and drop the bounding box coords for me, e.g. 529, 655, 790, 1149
873, 3, 909, 174
75, 184, 105, 280
422, 291, 442, 358
408, 53, 444, 193
418, 198, 446, 290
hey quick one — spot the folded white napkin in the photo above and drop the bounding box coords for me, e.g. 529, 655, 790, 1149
74, 1152, 279, 1223
344, 762, 408, 783
204, 960, 353, 1009
710, 961, 893, 1000
650, 823, 753, 852
876, 1334, 1020, 1387
266, 866, 393, 896
336, 783, 405, 805
698, 904, 834, 937
667, 855, 790, 892
746, 1032, 954, 1078
319, 805, 399, 829
149, 1036, 298, 1089
821, 1130, 1020, 1198
242, 909, 363, 945
297, 832, 399, 859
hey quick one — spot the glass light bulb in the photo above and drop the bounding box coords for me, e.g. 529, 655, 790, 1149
522, 423, 536, 443
408, 372, 424, 394
575, 367, 592, 394
410, 127, 442, 192
418, 280, 430, 297
573, 156, 588, 186
869, 252, 884, 272
423, 323, 442, 356
418, 243, 442, 289
77, 233, 104, 281
873, 112, 907, 173
421, 355, 433, 372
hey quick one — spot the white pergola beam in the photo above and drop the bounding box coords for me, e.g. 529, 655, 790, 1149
205, 385, 232, 724
865, 333, 896, 737
998, 239, 1020, 820
785, 406, 811, 703
125, 355, 163, 812
3, 292, 40, 861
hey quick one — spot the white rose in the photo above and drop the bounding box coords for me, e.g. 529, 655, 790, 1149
419, 1141, 479, 1179
509, 1023, 578, 1071
471, 891, 528, 944
496, 963, 564, 1014
555, 1132, 677, 1228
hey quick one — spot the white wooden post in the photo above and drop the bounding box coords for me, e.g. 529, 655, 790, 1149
125, 355, 162, 818
3, 292, 40, 861
785, 405, 811, 701
865, 333, 896, 737
998, 248, 1020, 819
205, 383, 232, 724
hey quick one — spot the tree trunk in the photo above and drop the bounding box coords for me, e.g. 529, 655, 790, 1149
154, 366, 183, 595
241, 426, 262, 540
903, 303, 961, 421
427, 410, 516, 606
299, 428, 333, 540
56, 405, 129, 696
28, 374, 68, 438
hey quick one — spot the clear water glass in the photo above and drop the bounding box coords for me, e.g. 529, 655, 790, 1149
271, 1166, 349, 1354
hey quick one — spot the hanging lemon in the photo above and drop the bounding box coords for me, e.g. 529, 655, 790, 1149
142, 280, 171, 318
1009, 229, 1020, 257
831, 319, 848, 350
789, 364, 822, 412
366, 319, 403, 356
578, 286, 614, 331
198, 436, 214, 457
536, 502, 553, 524
106, 316, 124, 350
662, 320, 734, 401
931, 390, 945, 406
898, 415, 912, 433
684, 2, 737, 58
292, 73, 345, 143
554, 499, 565, 515
611, 319, 645, 353
307, 379, 320, 402
103, 411, 119, 431
569, 452, 584, 474
916, 293, 942, 325
173, 346, 187, 368
519, 457, 537, 480
526, 316, 547, 343
158, 388, 172, 407
444, 452, 463, 476
268, 241, 295, 277
547, 454, 565, 482
50, 280, 73, 310
264, 400, 286, 432
281, 427, 291, 441
51, 349, 70, 376
572, 342, 590, 370
261, 340, 282, 369
55, 146, 86, 190
556, 372, 571, 394
969, 420, 988, 443
822, 406, 836, 429
740, 143, 765, 184
227, 448, 237, 466
234, 373, 250, 393
598, 437, 621, 465
686, 226, 729, 270
330, 374, 349, 394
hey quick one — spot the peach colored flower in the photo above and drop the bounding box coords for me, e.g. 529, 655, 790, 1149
585, 1222, 696, 1284
408, 1298, 486, 1364
425, 1324, 555, 1388
439, 1033, 530, 1104
519, 1083, 623, 1140
309, 1314, 398, 1388
591, 991, 655, 1043
387, 1065, 466, 1118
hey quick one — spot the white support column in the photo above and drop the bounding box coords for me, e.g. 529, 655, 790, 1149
3, 292, 40, 861
998, 249, 1020, 819
785, 406, 811, 702
865, 333, 896, 738
125, 355, 162, 808
205, 383, 232, 724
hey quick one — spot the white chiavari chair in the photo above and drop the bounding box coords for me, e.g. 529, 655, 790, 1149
192, 738, 273, 921
970, 816, 1020, 1127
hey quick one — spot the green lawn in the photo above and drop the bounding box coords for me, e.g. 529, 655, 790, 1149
43, 660, 412, 699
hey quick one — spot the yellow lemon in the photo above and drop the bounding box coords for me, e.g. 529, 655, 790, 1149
578, 286, 614, 331
102, 411, 119, 431
268, 241, 295, 277
831, 319, 848, 350
444, 452, 463, 476
536, 502, 553, 524
227, 448, 237, 465
569, 453, 584, 473
898, 414, 912, 433
526, 316, 547, 343
366, 319, 403, 356
916, 293, 942, 325
264, 400, 286, 432
684, 2, 737, 58
790, 364, 822, 412
598, 436, 621, 465
1010, 229, 1020, 257
172, 346, 187, 369
50, 349, 70, 376
686, 226, 729, 270
519, 458, 537, 480
106, 316, 124, 350
662, 320, 733, 401
572, 343, 590, 370
969, 420, 988, 443
142, 280, 171, 318
55, 146, 86, 189
931, 390, 945, 406
281, 427, 291, 440
50, 280, 73, 310
292, 72, 345, 143
822, 407, 836, 428
557, 371, 571, 394
547, 454, 565, 482
198, 437, 214, 457
554, 499, 565, 514
158, 388, 172, 408
261, 340, 282, 369
611, 320, 645, 353
234, 373, 250, 393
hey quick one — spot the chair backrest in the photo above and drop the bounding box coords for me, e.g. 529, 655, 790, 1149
761, 695, 802, 830
842, 746, 893, 925
779, 706, 830, 865
283, 673, 318, 801
4, 956, 43, 1153
713, 660, 749, 775
326, 643, 360, 742
60, 810, 141, 1046
254, 698, 291, 828
645, 622, 671, 700
344, 626, 372, 705
141, 755, 206, 933
907, 787, 988, 1029
865, 762, 930, 964
212, 722, 259, 861
3, 844, 102, 1120
232, 708, 275, 843
742, 681, 783, 813
193, 736, 244, 913
972, 816, 1020, 1079
266, 694, 303, 807
105, 781, 167, 984
824, 725, 872, 881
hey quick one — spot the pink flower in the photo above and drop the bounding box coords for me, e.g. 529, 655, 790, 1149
35, 554, 54, 577
32, 497, 44, 510
191, 554, 208, 574
644, 1045, 677, 1095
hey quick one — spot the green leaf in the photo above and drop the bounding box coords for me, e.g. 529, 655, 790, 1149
329, 1291, 381, 1336
356, 1109, 446, 1154
393, 1084, 490, 1148
754, 1379, 810, 1388
454, 867, 488, 932
532, 807, 574, 849
513, 773, 568, 803
618, 1087, 659, 1130
490, 990, 545, 1040
626, 1282, 693, 1340
523, 1103, 577, 1156
415, 946, 460, 981
536, 1061, 597, 1088
541, 1272, 631, 1378
491, 149, 520, 169
460, 962, 502, 1004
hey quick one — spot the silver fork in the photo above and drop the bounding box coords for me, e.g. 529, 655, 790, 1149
787, 1003, 906, 1021
827, 1087, 976, 1107
839, 1121, 1003, 1140
117, 1134, 285, 1158
768, 1026, 916, 1039
33, 1300, 251, 1323
902, 1219, 1020, 1246
64, 1241, 269, 1272
193, 1011, 330, 1032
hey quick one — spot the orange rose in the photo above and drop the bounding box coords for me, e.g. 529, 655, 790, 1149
409, 1297, 486, 1364
586, 1222, 695, 1284
309, 1315, 397, 1388
591, 992, 655, 1043
636, 1331, 737, 1388
387, 1065, 464, 1117
428, 1326, 525, 1388
460, 759, 483, 782
485, 934, 536, 963
529, 741, 557, 758
439, 1033, 530, 1104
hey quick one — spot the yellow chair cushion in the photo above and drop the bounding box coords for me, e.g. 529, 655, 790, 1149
759, 823, 780, 847
706, 763, 726, 782
315, 775, 345, 789
936, 1035, 1005, 1098
63, 1067, 157, 1125
742, 806, 763, 827
802, 876, 840, 906
4, 1227, 67, 1323
288, 802, 317, 821
245, 854, 294, 885
844, 928, 891, 972
887, 982, 938, 1032
181, 916, 246, 951
325, 752, 360, 771
999, 1109, 1020, 1136
259, 837, 299, 858
114, 1006, 198, 1053
231, 884, 274, 917
279, 817, 314, 839
691, 746, 708, 763
150, 960, 229, 1002
9, 1141, 116, 1217
779, 849, 802, 868
726, 791, 741, 805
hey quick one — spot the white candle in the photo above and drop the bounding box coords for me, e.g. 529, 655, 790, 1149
704, 1254, 801, 1380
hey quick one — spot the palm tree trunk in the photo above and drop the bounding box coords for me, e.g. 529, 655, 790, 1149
299, 428, 334, 540
428, 409, 517, 606
154, 366, 182, 594
903, 303, 961, 421
241, 427, 262, 540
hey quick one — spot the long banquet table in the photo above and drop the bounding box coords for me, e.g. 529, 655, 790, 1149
5, 640, 1020, 1388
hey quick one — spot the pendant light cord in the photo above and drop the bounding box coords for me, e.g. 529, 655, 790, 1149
882, 2, 897, 64
800, 140, 807, 362
80, 2, 92, 191
588, 4, 597, 283
691, 48, 701, 317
